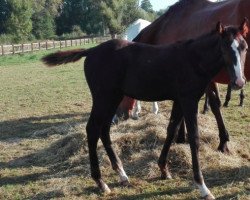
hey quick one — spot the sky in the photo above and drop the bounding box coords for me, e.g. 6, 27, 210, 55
147, 0, 217, 11
147, 0, 178, 11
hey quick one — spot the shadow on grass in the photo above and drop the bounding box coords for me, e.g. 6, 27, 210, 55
25, 190, 65, 200
0, 112, 90, 140
0, 172, 49, 187
82, 185, 193, 200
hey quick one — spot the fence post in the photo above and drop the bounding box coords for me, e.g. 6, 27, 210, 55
53, 41, 55, 49
12, 44, 15, 54
1, 45, 4, 55
45, 41, 48, 50
65, 40, 67, 47
60, 40, 62, 49
31, 43, 33, 52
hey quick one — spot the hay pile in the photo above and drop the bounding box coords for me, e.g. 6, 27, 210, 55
25, 106, 249, 181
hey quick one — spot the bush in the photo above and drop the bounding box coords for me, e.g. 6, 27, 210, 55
58, 25, 86, 40
0, 34, 15, 44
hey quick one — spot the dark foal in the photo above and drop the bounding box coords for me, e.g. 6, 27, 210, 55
42, 22, 247, 200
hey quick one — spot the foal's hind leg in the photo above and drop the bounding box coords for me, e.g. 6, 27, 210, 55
86, 94, 124, 193
100, 99, 130, 186
175, 119, 186, 143
158, 101, 183, 179
202, 92, 210, 114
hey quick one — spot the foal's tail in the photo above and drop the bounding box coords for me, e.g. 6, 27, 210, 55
42, 49, 89, 67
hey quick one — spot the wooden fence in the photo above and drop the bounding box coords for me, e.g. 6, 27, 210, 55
0, 36, 110, 56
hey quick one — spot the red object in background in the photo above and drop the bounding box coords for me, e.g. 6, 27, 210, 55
116, 96, 135, 119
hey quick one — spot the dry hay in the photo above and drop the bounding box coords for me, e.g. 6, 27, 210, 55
22, 110, 249, 182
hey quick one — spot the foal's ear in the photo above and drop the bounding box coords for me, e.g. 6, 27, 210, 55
216, 21, 225, 34
239, 17, 249, 37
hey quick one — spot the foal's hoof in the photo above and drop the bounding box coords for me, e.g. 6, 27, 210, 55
217, 143, 230, 154
223, 103, 228, 107
96, 180, 111, 194
121, 180, 131, 187
101, 184, 111, 194
160, 170, 172, 180
203, 193, 215, 200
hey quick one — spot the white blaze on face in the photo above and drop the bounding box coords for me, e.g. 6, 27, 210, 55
231, 39, 245, 87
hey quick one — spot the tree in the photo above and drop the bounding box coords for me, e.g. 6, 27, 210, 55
56, 0, 103, 36
32, 0, 62, 39
98, 0, 141, 38
0, 0, 10, 34
6, 0, 33, 42
98, 0, 125, 38
32, 10, 55, 39
140, 0, 153, 13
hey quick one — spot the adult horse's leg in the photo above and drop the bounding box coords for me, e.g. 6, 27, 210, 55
239, 89, 245, 106
86, 93, 126, 193
152, 102, 159, 114
158, 101, 183, 179
207, 83, 230, 153
223, 84, 232, 107
131, 100, 141, 119
181, 98, 215, 200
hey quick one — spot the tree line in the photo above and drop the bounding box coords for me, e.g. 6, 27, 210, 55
0, 0, 166, 44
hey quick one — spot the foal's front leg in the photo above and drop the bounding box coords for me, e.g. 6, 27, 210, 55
207, 85, 230, 153
182, 99, 215, 200
223, 84, 232, 107
158, 101, 183, 179
239, 89, 245, 106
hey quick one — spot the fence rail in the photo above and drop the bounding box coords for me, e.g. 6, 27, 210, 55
0, 36, 110, 56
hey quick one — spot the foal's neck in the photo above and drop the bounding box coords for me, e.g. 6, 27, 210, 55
189, 33, 224, 79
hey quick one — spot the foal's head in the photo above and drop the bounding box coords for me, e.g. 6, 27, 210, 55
218, 18, 249, 89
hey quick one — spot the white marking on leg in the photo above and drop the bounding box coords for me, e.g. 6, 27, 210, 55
152, 102, 159, 114
102, 182, 111, 193
132, 100, 141, 119
116, 167, 129, 183
197, 181, 215, 199
231, 39, 245, 87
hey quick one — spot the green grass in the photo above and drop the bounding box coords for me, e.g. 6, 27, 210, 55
0, 48, 249, 200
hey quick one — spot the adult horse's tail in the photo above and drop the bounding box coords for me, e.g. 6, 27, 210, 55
42, 49, 89, 67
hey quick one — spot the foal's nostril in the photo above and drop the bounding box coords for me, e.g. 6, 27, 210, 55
235, 78, 245, 89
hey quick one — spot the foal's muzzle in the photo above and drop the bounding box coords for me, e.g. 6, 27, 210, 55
231, 78, 246, 90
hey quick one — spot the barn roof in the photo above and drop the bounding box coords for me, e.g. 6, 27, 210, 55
124, 19, 151, 41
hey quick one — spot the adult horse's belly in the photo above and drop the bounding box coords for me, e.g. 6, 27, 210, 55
213, 68, 230, 84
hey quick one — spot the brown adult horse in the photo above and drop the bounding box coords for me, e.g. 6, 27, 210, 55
119, 0, 250, 153
42, 22, 248, 199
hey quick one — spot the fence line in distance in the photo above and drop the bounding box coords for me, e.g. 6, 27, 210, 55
0, 36, 110, 56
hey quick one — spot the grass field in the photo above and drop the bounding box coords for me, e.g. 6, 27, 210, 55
0, 47, 249, 200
